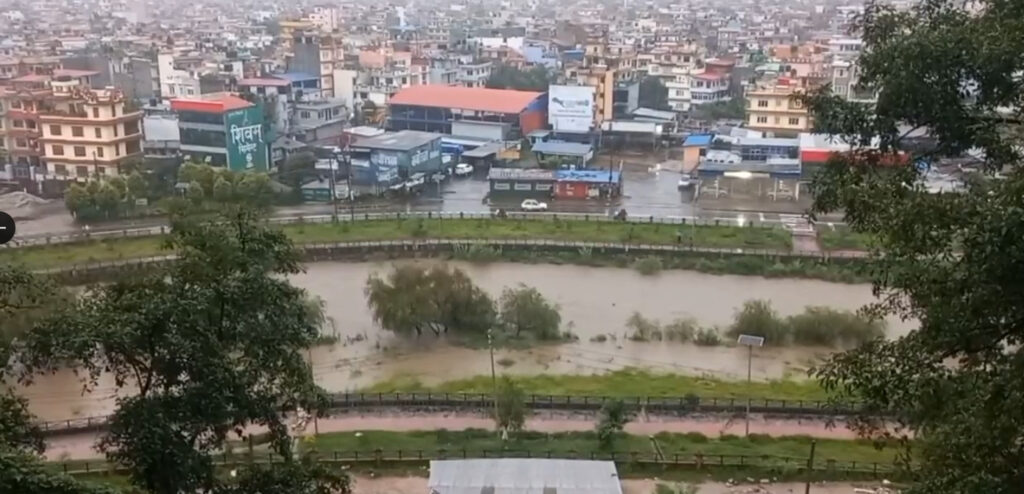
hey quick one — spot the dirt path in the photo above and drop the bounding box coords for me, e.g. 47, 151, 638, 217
44, 410, 853, 461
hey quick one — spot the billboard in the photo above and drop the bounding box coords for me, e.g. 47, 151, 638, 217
225, 106, 268, 172
548, 85, 595, 133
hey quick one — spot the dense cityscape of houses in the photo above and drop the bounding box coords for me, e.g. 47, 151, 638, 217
0, 0, 907, 200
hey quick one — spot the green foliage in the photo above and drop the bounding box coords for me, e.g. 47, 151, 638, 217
0, 449, 121, 494
494, 376, 527, 434
596, 399, 633, 449
632, 256, 663, 275
174, 162, 276, 214
727, 299, 789, 344
725, 300, 884, 348
365, 264, 495, 337
0, 266, 70, 349
638, 76, 669, 110
15, 208, 334, 494
803, 0, 1024, 491
212, 457, 351, 494
690, 97, 747, 121
486, 63, 552, 92
625, 311, 662, 342
498, 284, 562, 340
693, 327, 722, 346
787, 306, 884, 347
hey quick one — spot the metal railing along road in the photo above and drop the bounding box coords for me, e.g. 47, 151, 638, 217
5, 211, 812, 248
55, 449, 902, 478
36, 392, 858, 436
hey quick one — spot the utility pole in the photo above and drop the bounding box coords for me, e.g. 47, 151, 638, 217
329, 150, 340, 221
488, 328, 499, 433
344, 139, 354, 221
746, 343, 752, 436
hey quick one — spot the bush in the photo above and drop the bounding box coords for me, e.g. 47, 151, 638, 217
693, 327, 722, 346
787, 306, 886, 347
632, 256, 664, 275
727, 299, 790, 344
663, 317, 698, 342
625, 312, 662, 341
590, 334, 608, 343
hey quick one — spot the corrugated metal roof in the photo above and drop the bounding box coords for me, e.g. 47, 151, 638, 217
531, 141, 592, 157
683, 134, 713, 147
353, 130, 440, 151
389, 85, 543, 114
428, 459, 622, 494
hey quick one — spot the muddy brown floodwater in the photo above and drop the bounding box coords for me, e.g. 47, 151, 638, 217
18, 261, 914, 422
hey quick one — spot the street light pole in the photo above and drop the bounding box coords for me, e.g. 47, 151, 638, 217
736, 334, 765, 436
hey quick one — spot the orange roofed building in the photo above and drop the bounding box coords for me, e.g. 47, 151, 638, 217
386, 85, 547, 140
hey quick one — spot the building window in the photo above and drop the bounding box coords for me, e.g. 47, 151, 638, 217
97, 166, 106, 175
12, 120, 23, 128
113, 125, 118, 137
111, 105, 117, 117
92, 107, 99, 118
94, 127, 102, 138
54, 164, 67, 175
52, 144, 64, 156
494, 182, 511, 191
756, 116, 768, 124
300, 111, 311, 119
74, 146, 87, 157
115, 144, 121, 156
10, 100, 21, 109
76, 166, 89, 177
14, 138, 26, 148
72, 126, 84, 137
49, 125, 62, 135
789, 117, 801, 126
757, 99, 769, 108
514, 183, 533, 191
96, 147, 104, 158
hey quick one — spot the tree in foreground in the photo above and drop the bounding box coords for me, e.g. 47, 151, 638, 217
0, 270, 114, 494
498, 284, 562, 340
804, 0, 1024, 491
493, 376, 526, 438
14, 208, 347, 494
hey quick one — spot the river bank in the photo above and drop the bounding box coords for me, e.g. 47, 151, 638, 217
18, 260, 907, 423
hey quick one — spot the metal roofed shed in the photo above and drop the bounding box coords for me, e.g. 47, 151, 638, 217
388, 85, 544, 114
354, 130, 441, 152
428, 459, 623, 494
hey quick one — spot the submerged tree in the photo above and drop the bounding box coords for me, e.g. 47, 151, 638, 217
365, 264, 495, 337
498, 284, 561, 340
804, 0, 1024, 492
14, 208, 344, 494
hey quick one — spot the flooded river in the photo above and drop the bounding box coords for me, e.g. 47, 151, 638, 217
18, 261, 914, 422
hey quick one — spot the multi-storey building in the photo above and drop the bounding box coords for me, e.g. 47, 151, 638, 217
37, 82, 144, 181
170, 92, 270, 171
563, 64, 616, 127
745, 85, 811, 137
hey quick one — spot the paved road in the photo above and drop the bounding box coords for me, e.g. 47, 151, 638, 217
44, 410, 857, 460
8, 171, 846, 243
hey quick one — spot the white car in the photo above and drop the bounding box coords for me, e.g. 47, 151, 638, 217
520, 199, 548, 212
454, 163, 474, 176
